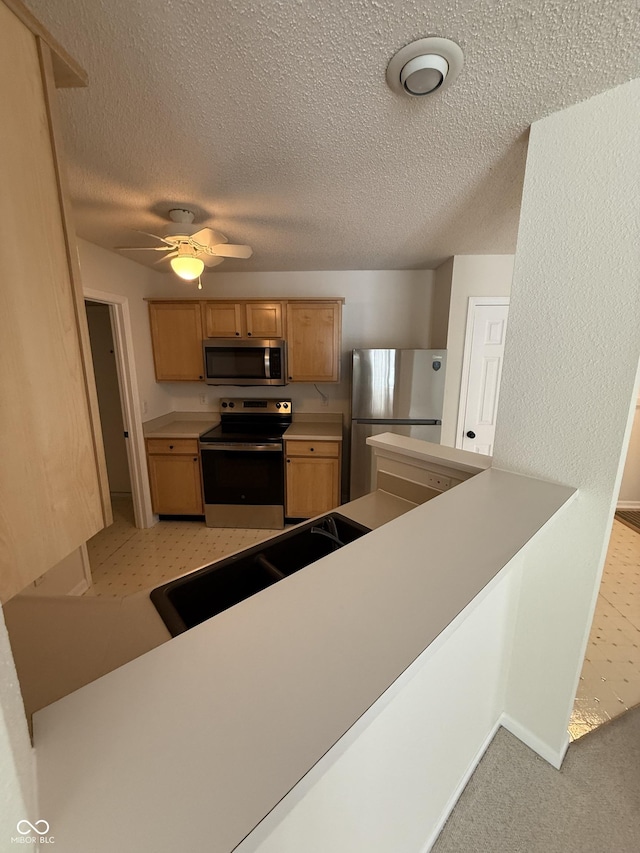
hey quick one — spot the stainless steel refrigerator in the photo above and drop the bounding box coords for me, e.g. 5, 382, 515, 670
350, 349, 447, 499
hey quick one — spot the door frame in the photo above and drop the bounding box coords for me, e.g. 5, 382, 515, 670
84, 288, 155, 528
456, 296, 510, 451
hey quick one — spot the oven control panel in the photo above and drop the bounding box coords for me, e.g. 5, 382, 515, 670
220, 398, 292, 414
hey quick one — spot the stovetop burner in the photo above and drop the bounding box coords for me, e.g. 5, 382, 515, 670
199, 398, 293, 444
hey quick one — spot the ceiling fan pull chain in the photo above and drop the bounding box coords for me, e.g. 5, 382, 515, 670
197, 275, 203, 290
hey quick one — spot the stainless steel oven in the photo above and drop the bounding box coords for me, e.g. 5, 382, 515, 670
203, 339, 287, 386
199, 398, 292, 528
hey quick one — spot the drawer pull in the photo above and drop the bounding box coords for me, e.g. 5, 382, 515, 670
169, 445, 174, 449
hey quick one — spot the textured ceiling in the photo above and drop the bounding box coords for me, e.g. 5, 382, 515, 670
25, 0, 640, 272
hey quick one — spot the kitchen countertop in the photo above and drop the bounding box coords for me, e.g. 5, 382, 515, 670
143, 412, 220, 439
283, 421, 342, 441
33, 467, 576, 853
143, 412, 342, 441
367, 432, 492, 474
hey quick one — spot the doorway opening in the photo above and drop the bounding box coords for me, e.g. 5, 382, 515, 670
570, 393, 640, 740
83, 289, 154, 533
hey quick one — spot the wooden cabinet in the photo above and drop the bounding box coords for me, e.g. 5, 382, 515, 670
147, 298, 342, 384
149, 301, 204, 381
0, 2, 111, 601
202, 301, 244, 338
245, 302, 284, 338
203, 301, 284, 339
285, 440, 341, 518
286, 301, 342, 383
146, 439, 204, 515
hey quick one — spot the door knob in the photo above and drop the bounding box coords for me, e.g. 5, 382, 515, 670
466, 431, 476, 439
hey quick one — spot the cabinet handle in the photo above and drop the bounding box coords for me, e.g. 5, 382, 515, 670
235, 332, 240, 336
309, 447, 314, 452
169, 445, 174, 449
247, 332, 252, 336
199, 375, 203, 379
193, 457, 198, 462
286, 459, 290, 463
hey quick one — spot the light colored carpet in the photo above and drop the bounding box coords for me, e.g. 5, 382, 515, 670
432, 705, 640, 852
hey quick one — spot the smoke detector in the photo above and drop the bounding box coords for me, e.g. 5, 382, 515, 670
386, 37, 464, 97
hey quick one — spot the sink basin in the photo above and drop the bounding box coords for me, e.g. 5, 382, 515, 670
150, 512, 370, 636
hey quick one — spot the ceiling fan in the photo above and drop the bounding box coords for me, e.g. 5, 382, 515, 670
117, 208, 252, 287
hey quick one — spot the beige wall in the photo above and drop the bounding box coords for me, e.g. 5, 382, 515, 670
19, 547, 88, 598
86, 303, 131, 494
433, 255, 514, 447
618, 403, 640, 506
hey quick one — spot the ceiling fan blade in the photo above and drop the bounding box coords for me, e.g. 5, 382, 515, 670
116, 245, 172, 251
191, 228, 227, 248
211, 243, 253, 259
134, 230, 175, 246
154, 251, 179, 265
202, 254, 225, 268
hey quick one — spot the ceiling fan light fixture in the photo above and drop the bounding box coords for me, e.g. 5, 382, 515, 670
387, 37, 463, 98
170, 248, 205, 281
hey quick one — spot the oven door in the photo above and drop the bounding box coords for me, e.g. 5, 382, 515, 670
200, 443, 285, 529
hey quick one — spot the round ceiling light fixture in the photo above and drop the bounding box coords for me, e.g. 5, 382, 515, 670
386, 37, 464, 97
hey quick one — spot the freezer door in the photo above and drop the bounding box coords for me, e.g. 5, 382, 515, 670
350, 421, 442, 500
351, 349, 447, 420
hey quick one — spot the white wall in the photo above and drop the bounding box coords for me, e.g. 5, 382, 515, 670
238, 565, 519, 853
78, 247, 434, 423
77, 239, 172, 421
494, 78, 640, 760
0, 610, 36, 841
150, 270, 434, 418
618, 402, 640, 507
433, 256, 514, 447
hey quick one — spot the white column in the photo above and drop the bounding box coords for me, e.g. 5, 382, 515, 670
494, 78, 640, 762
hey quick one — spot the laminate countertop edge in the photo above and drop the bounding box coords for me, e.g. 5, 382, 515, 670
32, 468, 576, 853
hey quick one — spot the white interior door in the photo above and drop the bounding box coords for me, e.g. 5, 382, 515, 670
457, 300, 509, 455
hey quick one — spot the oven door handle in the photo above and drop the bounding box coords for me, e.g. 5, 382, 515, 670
199, 443, 282, 452
264, 347, 271, 379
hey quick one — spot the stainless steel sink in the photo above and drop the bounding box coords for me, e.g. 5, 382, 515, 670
150, 513, 370, 636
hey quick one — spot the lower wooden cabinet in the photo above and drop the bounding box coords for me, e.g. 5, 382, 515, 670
146, 438, 204, 515
285, 440, 341, 518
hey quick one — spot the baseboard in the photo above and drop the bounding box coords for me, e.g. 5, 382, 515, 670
500, 713, 569, 770
69, 578, 90, 596
616, 501, 640, 511
420, 718, 502, 853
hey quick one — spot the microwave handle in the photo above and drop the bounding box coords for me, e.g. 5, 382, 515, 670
264, 348, 271, 379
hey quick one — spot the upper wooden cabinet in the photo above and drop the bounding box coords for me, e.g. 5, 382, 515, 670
203, 301, 284, 339
286, 301, 342, 383
245, 302, 284, 338
149, 301, 204, 381
203, 301, 244, 337
0, 1, 110, 602
147, 298, 342, 384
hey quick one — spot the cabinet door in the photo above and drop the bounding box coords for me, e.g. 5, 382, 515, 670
286, 302, 342, 382
148, 454, 204, 515
0, 6, 109, 601
286, 456, 340, 518
149, 302, 204, 381
245, 302, 284, 338
203, 302, 244, 338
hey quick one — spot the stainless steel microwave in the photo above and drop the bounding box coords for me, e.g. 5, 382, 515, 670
202, 338, 288, 386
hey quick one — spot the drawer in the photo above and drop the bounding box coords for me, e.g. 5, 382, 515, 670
146, 438, 199, 455
285, 440, 340, 458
